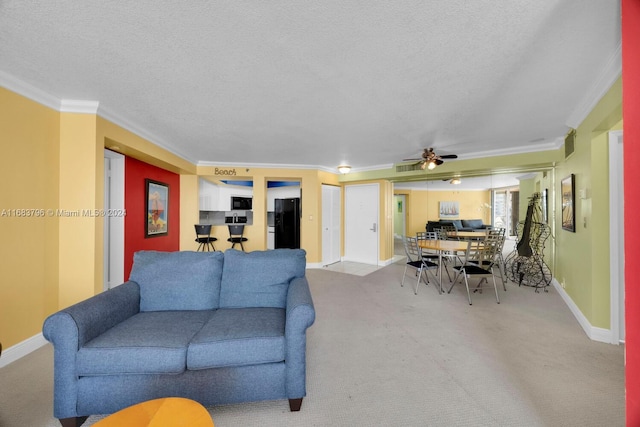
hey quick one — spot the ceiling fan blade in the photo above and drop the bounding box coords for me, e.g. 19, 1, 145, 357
435, 159, 444, 165
439, 154, 458, 159
402, 158, 422, 161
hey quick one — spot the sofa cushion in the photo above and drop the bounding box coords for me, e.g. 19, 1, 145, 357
187, 307, 285, 370
461, 219, 485, 229
219, 249, 306, 308
76, 311, 211, 376
130, 250, 224, 311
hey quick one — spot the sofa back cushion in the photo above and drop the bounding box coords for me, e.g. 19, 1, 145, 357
130, 251, 224, 311
219, 249, 306, 309
462, 219, 484, 229
426, 221, 440, 232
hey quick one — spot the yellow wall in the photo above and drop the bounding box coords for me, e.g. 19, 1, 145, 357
58, 112, 102, 307
394, 188, 491, 237
0, 89, 205, 349
0, 88, 60, 347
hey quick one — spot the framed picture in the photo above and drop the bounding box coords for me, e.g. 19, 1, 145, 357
145, 179, 168, 237
439, 201, 459, 218
561, 174, 575, 232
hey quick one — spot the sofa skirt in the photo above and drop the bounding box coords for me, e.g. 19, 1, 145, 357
76, 362, 287, 416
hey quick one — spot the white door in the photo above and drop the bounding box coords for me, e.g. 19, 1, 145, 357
104, 149, 125, 290
322, 185, 341, 265
344, 183, 379, 265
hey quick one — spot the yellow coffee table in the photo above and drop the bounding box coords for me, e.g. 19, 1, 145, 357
93, 397, 214, 427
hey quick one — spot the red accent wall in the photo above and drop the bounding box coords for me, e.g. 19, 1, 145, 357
623, 0, 640, 424
124, 157, 180, 279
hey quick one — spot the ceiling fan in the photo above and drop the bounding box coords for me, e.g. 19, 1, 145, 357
403, 148, 458, 170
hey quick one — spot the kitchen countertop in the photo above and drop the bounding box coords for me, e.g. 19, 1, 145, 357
199, 210, 253, 226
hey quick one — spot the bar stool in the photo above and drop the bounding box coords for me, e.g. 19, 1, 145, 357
194, 224, 217, 251
227, 224, 248, 251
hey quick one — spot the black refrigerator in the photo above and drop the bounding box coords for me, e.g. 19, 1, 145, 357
274, 198, 300, 249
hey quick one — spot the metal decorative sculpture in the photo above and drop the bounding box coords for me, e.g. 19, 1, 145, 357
504, 192, 552, 292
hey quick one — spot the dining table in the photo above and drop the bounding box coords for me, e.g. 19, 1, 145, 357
417, 239, 470, 293
447, 230, 489, 240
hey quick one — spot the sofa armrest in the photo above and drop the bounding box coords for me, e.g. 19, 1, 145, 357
284, 276, 315, 399
42, 281, 140, 418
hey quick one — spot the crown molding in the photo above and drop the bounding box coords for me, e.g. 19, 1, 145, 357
566, 41, 622, 129
197, 161, 395, 174
459, 137, 564, 160
0, 70, 61, 110
98, 105, 197, 164
0, 70, 196, 164
198, 161, 335, 172
60, 99, 99, 114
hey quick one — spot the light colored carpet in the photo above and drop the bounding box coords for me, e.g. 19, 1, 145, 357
0, 259, 625, 426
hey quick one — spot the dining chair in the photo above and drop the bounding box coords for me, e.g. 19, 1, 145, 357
417, 231, 452, 282
448, 239, 500, 305
194, 224, 217, 251
401, 236, 439, 295
483, 228, 507, 290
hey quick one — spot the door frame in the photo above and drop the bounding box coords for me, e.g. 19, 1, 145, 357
104, 149, 125, 290
609, 130, 624, 344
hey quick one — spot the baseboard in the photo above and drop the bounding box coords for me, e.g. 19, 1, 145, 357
0, 333, 48, 368
378, 257, 397, 267
552, 279, 613, 344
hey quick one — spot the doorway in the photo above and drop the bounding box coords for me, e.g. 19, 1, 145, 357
344, 183, 379, 265
493, 188, 519, 237
266, 181, 300, 249
103, 149, 125, 290
393, 194, 406, 238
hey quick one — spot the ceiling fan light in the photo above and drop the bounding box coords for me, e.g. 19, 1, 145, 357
427, 160, 437, 170
337, 165, 351, 174
450, 178, 461, 185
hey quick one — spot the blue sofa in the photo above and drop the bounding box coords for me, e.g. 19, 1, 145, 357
426, 218, 490, 232
43, 249, 315, 427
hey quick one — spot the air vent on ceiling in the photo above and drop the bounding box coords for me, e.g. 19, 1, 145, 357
396, 163, 423, 173
565, 129, 576, 159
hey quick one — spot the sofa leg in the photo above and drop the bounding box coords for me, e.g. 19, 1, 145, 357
59, 416, 88, 427
288, 398, 303, 411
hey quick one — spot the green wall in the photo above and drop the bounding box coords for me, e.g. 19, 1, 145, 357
554, 78, 622, 328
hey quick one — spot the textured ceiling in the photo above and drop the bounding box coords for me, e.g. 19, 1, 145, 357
0, 1, 621, 171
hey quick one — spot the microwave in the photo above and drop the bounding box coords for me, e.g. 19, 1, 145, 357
231, 196, 252, 210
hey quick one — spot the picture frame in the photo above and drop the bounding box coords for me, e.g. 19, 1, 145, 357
145, 179, 168, 237
561, 174, 575, 232
439, 201, 459, 218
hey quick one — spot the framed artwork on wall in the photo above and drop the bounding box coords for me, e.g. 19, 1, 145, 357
439, 201, 459, 218
145, 179, 168, 237
561, 174, 575, 232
